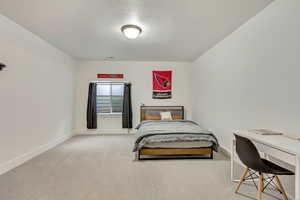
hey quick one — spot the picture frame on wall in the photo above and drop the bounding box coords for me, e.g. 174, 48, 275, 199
152, 70, 172, 99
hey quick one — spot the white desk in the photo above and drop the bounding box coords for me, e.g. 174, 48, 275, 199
232, 130, 300, 200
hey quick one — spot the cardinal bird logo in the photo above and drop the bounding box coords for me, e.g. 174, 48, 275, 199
154, 73, 170, 88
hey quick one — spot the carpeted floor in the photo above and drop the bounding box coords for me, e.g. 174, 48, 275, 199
0, 135, 283, 200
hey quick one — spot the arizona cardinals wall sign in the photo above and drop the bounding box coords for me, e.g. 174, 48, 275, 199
152, 71, 172, 99
97, 74, 124, 78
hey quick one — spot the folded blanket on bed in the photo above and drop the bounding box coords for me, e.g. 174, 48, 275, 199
133, 120, 219, 152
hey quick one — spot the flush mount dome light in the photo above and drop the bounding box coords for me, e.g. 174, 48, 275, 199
121, 24, 142, 39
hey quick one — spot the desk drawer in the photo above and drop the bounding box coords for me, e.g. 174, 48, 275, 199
254, 142, 296, 165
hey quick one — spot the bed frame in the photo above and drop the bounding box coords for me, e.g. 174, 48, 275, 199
138, 106, 214, 160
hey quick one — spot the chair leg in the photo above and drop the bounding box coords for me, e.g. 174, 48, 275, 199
235, 168, 249, 193
275, 176, 288, 200
260, 174, 265, 192
257, 173, 264, 200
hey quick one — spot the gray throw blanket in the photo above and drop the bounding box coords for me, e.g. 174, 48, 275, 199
133, 120, 219, 152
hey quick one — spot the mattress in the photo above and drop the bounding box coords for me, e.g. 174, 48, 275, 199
143, 141, 213, 149
133, 120, 219, 152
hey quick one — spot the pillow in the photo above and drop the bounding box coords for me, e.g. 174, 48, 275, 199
160, 112, 173, 120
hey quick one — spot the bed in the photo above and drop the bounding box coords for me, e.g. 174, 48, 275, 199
133, 106, 219, 160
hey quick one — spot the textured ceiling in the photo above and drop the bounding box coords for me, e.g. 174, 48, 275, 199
0, 0, 273, 61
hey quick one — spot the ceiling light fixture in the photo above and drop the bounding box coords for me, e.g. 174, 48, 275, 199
121, 24, 142, 39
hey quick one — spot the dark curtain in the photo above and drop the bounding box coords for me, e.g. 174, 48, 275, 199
87, 83, 97, 129
122, 83, 132, 128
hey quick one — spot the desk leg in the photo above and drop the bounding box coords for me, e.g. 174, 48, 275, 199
296, 155, 300, 200
231, 137, 235, 182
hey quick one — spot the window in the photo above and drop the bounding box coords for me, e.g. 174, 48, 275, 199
96, 83, 124, 114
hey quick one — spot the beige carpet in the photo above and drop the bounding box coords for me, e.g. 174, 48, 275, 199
0, 135, 283, 200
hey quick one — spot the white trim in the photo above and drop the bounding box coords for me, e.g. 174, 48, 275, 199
219, 145, 231, 158
97, 113, 122, 116
73, 129, 136, 135
90, 81, 129, 83
76, 133, 136, 136
0, 134, 72, 176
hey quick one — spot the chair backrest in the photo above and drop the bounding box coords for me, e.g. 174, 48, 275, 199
234, 134, 262, 170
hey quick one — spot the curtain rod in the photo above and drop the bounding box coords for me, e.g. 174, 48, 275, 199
90, 81, 130, 84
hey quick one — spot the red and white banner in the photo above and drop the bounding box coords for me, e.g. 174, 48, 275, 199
152, 71, 172, 99
97, 74, 124, 78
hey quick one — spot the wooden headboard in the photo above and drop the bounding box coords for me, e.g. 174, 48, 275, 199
140, 106, 184, 121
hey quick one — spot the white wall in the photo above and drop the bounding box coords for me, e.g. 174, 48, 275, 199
191, 0, 300, 150
191, 0, 299, 196
0, 14, 75, 174
74, 61, 192, 134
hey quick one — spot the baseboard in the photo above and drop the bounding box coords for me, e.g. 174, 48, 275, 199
75, 133, 136, 136
287, 193, 295, 200
73, 129, 136, 135
219, 145, 231, 158
0, 134, 72, 176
